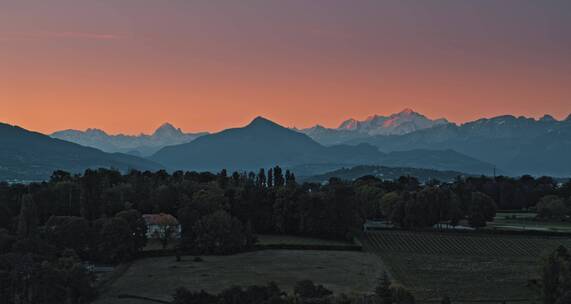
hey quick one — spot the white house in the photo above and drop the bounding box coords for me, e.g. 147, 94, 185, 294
142, 213, 181, 239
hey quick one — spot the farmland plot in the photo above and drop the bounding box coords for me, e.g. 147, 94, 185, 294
362, 231, 571, 302
94, 250, 384, 304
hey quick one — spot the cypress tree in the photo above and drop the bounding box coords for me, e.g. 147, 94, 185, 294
267, 169, 274, 188
273, 166, 284, 188
257, 169, 267, 188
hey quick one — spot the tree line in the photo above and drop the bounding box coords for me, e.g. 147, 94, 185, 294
0, 168, 569, 303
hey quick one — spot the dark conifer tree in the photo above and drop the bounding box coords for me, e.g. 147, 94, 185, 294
218, 169, 228, 189
285, 170, 296, 187
17, 194, 38, 239
80, 169, 103, 221
257, 169, 266, 188
267, 169, 274, 188
232, 171, 241, 186
273, 166, 284, 188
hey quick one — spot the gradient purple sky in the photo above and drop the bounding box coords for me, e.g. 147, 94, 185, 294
1, 0, 570, 134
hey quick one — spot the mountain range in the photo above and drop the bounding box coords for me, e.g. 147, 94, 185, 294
151, 117, 494, 175
344, 114, 571, 176
0, 123, 162, 181
2, 109, 570, 181
299, 109, 449, 145
51, 123, 207, 157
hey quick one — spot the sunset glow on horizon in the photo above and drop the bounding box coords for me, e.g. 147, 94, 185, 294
1, 0, 570, 135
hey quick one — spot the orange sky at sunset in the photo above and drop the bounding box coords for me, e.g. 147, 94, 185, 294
1, 0, 570, 135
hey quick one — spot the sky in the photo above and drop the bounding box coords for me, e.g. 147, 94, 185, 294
1, 0, 570, 134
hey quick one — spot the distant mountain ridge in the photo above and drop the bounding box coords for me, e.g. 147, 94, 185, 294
151, 116, 495, 176
7, 109, 569, 180
346, 114, 571, 176
299, 109, 449, 145
51, 123, 207, 156
337, 108, 449, 135
0, 122, 162, 181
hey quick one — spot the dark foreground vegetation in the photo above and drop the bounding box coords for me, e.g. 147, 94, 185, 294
0, 167, 569, 303
170, 274, 413, 304
541, 246, 571, 304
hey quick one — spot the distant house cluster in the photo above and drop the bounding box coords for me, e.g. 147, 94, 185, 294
363, 219, 394, 231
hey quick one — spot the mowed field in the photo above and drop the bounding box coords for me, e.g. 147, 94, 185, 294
362, 230, 571, 303
95, 250, 384, 304
256, 234, 356, 246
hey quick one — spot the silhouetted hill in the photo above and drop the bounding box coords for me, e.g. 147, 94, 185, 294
152, 117, 330, 171
0, 123, 162, 181
151, 117, 495, 175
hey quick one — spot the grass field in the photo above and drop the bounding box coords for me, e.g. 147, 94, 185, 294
362, 230, 571, 303
490, 212, 571, 233
94, 250, 384, 304
256, 234, 355, 246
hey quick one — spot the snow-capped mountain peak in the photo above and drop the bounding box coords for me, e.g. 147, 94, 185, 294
338, 118, 360, 130
337, 109, 449, 135
398, 108, 415, 115
84, 128, 109, 136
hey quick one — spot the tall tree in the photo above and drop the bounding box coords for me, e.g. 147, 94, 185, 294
80, 170, 103, 221
267, 169, 274, 188
0, 204, 12, 230
285, 170, 296, 188
116, 209, 148, 252
273, 166, 284, 188
468, 192, 497, 228
257, 169, 266, 189
192, 210, 252, 254
97, 217, 135, 263
44, 216, 90, 256
218, 169, 228, 189
17, 194, 39, 239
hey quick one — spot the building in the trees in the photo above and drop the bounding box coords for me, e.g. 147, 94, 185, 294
142, 213, 181, 239
363, 219, 394, 231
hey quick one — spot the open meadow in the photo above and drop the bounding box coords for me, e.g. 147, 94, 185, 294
256, 234, 356, 247
94, 249, 384, 304
362, 230, 571, 303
